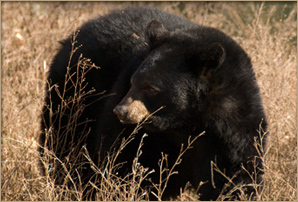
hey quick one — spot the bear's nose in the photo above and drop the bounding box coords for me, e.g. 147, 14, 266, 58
113, 105, 128, 121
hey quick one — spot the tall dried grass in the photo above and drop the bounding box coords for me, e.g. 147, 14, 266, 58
1, 2, 296, 201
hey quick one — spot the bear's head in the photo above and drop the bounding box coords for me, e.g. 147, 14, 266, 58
113, 19, 226, 132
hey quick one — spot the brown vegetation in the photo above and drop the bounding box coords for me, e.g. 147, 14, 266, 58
1, 2, 296, 201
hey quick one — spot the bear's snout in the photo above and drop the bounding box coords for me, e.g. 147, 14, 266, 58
113, 105, 128, 122
113, 98, 150, 124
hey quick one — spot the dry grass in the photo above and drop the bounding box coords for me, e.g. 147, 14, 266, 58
1, 2, 296, 201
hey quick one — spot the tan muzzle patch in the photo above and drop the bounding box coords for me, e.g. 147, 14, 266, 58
114, 97, 150, 124
126, 99, 150, 124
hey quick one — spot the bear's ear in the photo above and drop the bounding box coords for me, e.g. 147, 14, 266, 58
145, 19, 170, 47
199, 43, 226, 78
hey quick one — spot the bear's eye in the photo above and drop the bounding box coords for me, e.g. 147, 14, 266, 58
143, 85, 159, 94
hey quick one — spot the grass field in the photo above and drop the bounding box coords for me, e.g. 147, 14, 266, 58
1, 1, 297, 201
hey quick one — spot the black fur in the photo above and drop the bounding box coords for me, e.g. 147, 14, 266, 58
40, 7, 267, 200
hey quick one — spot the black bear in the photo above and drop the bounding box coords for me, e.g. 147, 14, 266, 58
40, 7, 267, 200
